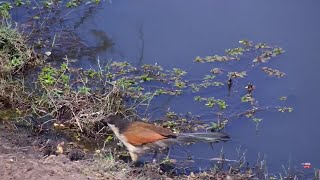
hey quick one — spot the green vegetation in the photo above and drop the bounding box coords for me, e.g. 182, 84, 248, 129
0, 2, 12, 18
0, 21, 41, 77
0, 18, 41, 115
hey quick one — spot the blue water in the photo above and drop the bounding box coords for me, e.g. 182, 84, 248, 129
75, 0, 320, 175
13, 0, 320, 177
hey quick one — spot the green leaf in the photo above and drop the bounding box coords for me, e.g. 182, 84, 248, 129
278, 107, 293, 113
241, 94, 254, 103
279, 96, 287, 101
252, 118, 262, 123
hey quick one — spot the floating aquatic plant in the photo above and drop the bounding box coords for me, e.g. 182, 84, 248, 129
191, 40, 291, 131
262, 67, 286, 77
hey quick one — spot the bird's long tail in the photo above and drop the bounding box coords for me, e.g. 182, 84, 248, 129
177, 132, 230, 143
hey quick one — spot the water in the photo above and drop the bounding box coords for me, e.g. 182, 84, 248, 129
14, 0, 320, 176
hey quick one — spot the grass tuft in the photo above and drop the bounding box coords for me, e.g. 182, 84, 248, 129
0, 20, 41, 78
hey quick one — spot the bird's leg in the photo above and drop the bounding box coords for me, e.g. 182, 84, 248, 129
152, 149, 158, 163
128, 152, 144, 167
129, 152, 139, 162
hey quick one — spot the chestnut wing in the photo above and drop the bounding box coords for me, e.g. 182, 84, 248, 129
123, 122, 176, 146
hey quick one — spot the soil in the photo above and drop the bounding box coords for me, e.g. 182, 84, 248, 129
0, 122, 173, 180
0, 122, 97, 180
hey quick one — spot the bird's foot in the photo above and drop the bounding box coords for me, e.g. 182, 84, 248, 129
129, 161, 144, 168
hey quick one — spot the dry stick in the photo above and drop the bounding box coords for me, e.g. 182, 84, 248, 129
39, 118, 56, 132
72, 111, 83, 132
51, 32, 56, 48
97, 56, 104, 80
39, 6, 53, 29
79, 111, 103, 118
33, 0, 42, 18
43, 86, 59, 114
143, 92, 156, 116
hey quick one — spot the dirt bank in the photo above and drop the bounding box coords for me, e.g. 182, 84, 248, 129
0, 123, 173, 180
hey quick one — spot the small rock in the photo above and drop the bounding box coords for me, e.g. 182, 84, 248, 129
190, 172, 196, 178
68, 149, 85, 161
226, 175, 234, 180
45, 51, 51, 56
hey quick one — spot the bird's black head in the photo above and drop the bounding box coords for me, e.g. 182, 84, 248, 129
101, 114, 130, 133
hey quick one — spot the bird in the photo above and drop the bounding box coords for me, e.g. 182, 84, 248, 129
101, 114, 230, 163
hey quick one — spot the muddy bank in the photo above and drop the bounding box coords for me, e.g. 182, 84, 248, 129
0, 123, 172, 180
0, 124, 93, 179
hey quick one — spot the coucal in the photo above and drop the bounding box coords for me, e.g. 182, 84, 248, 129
102, 114, 230, 162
